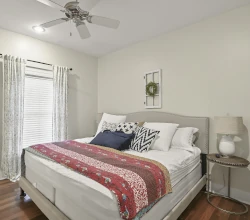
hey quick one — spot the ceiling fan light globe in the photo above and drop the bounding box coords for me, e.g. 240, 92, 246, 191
32, 26, 46, 33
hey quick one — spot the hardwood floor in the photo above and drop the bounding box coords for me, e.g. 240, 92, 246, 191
179, 191, 250, 220
0, 180, 47, 220
0, 180, 249, 220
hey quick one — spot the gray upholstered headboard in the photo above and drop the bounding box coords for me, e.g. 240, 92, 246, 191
97, 111, 209, 154
127, 112, 209, 154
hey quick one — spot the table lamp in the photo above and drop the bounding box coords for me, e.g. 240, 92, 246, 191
214, 116, 244, 158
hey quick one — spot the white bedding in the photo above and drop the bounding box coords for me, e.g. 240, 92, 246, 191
26, 137, 201, 199
25, 137, 202, 220
75, 137, 201, 186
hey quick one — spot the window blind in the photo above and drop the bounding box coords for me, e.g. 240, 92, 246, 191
23, 67, 53, 148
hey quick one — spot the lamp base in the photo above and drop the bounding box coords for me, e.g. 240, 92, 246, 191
219, 135, 235, 158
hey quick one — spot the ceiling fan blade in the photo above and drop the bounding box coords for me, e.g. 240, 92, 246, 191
81, 0, 100, 11
36, 0, 64, 10
41, 18, 69, 28
76, 22, 91, 39
87, 16, 120, 29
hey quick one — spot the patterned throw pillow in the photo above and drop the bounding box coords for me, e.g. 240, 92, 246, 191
130, 127, 160, 153
101, 121, 118, 132
116, 122, 139, 134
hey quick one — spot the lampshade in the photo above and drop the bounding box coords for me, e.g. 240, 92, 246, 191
214, 116, 244, 135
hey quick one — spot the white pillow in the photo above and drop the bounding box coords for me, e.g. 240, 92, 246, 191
96, 113, 126, 135
101, 121, 119, 132
171, 127, 199, 152
143, 122, 179, 151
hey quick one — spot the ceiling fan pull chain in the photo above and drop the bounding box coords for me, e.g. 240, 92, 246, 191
70, 20, 72, 37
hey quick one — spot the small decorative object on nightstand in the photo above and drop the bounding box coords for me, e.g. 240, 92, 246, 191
215, 116, 244, 157
206, 153, 250, 215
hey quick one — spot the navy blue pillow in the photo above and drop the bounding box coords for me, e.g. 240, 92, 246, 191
90, 131, 135, 151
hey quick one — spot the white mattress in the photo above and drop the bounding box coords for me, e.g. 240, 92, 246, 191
25, 137, 202, 220
51, 165, 202, 220
141, 164, 202, 220
26, 162, 202, 220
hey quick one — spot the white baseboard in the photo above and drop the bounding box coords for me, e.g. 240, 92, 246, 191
211, 183, 250, 205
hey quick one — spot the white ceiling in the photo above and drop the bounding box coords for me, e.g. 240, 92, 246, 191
0, 0, 249, 57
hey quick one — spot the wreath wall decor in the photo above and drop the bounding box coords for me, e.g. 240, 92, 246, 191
144, 69, 162, 109
146, 81, 158, 97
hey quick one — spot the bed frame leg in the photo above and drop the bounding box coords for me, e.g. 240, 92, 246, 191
20, 188, 26, 197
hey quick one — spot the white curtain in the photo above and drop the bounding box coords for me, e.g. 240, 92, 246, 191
53, 66, 68, 141
1, 55, 26, 181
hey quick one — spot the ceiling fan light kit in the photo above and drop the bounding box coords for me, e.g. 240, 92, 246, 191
35, 0, 120, 39
32, 25, 46, 33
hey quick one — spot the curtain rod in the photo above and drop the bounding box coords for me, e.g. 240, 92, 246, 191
0, 53, 73, 71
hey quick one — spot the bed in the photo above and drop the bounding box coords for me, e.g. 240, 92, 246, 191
19, 111, 209, 220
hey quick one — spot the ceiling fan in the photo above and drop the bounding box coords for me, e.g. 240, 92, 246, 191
36, 0, 120, 39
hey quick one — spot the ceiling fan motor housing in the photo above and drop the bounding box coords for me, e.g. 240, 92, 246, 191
65, 1, 89, 21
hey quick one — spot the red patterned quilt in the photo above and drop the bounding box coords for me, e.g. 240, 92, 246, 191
25, 140, 172, 219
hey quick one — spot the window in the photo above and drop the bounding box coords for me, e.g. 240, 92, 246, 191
23, 65, 54, 148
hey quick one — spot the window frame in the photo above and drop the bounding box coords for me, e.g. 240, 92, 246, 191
22, 63, 54, 148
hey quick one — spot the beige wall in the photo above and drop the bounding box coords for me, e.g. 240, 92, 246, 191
98, 5, 250, 203
0, 28, 98, 178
